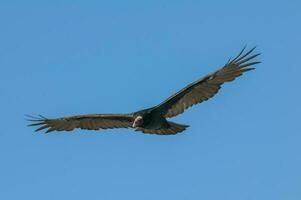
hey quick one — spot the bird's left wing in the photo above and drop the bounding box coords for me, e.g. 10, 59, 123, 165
27, 114, 134, 133
155, 47, 260, 118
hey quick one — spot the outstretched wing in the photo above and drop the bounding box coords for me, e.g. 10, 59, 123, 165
156, 47, 260, 118
27, 114, 134, 133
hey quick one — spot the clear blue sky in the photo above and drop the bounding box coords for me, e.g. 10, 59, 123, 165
0, 1, 300, 200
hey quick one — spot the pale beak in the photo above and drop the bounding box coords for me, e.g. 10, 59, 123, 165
132, 116, 143, 128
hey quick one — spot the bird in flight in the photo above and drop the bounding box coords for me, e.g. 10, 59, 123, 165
28, 47, 260, 135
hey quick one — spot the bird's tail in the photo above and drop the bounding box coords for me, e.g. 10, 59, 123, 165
166, 121, 189, 134
136, 121, 189, 135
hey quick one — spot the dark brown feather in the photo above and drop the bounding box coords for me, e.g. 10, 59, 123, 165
27, 114, 134, 133
155, 47, 260, 118
136, 121, 189, 135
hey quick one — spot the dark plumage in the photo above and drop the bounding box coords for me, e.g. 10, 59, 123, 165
28, 47, 260, 135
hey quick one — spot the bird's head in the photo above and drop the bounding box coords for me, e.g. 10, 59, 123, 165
132, 116, 143, 128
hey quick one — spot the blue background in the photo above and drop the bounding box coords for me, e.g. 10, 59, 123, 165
1, 1, 300, 199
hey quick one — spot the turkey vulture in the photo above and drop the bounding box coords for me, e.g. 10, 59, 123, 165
28, 47, 260, 135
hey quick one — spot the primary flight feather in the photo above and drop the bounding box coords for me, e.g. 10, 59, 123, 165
28, 47, 260, 135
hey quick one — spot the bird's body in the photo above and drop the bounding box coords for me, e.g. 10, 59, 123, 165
28, 47, 260, 135
132, 108, 188, 134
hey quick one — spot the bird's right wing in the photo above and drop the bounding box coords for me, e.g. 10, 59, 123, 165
155, 47, 260, 118
27, 114, 134, 133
